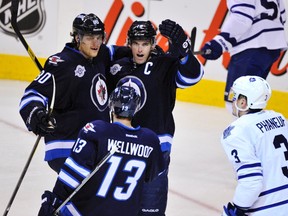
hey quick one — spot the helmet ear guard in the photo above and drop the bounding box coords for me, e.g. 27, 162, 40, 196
230, 76, 272, 110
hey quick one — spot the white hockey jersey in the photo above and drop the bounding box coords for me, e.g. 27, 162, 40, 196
222, 0, 287, 56
221, 110, 288, 215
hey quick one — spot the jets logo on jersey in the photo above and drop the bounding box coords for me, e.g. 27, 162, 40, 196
83, 123, 96, 133
110, 64, 122, 75
116, 76, 147, 111
91, 74, 108, 111
223, 125, 235, 139
74, 65, 86, 77
48, 56, 64, 66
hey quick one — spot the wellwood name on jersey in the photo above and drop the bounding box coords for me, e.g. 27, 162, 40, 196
107, 139, 153, 158
256, 115, 285, 133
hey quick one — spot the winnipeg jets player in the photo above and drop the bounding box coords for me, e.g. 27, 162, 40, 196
221, 76, 288, 215
109, 20, 204, 215
201, 0, 287, 110
19, 13, 129, 173
38, 86, 165, 216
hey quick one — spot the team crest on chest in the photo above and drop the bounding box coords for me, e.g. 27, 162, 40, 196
117, 76, 147, 111
74, 65, 86, 77
90, 74, 108, 111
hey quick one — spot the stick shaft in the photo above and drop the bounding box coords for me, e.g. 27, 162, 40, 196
3, 136, 41, 216
54, 146, 117, 215
3, 1, 56, 215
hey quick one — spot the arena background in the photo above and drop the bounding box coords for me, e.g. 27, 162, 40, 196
0, 0, 287, 116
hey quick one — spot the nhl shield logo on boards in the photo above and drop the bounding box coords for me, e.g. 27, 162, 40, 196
0, 0, 46, 36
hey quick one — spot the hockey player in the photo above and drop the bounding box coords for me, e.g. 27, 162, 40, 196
38, 86, 165, 216
221, 76, 288, 216
19, 13, 130, 173
201, 0, 287, 111
108, 20, 204, 215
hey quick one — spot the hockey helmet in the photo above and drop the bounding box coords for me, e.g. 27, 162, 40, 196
109, 86, 141, 118
228, 76, 271, 110
72, 13, 105, 36
127, 20, 156, 44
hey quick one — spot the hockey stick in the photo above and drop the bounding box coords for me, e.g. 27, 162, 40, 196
10, 0, 43, 70
190, 27, 211, 55
53, 145, 118, 216
3, 1, 56, 216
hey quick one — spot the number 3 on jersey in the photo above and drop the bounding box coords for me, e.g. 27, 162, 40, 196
273, 134, 288, 178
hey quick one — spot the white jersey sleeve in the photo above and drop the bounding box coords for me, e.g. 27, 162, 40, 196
221, 0, 287, 56
221, 110, 288, 215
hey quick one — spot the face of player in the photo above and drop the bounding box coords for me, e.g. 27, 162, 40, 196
130, 39, 154, 64
232, 97, 248, 117
78, 34, 103, 59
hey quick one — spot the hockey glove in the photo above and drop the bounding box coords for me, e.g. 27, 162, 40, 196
201, 34, 233, 60
159, 19, 191, 58
222, 202, 248, 216
38, 190, 62, 216
28, 106, 56, 136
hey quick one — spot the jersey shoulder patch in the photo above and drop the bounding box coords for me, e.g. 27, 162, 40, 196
48, 55, 65, 66
223, 125, 235, 139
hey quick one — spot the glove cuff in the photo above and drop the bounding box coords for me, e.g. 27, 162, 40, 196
214, 35, 232, 52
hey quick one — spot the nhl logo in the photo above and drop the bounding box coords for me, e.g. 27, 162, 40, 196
0, 0, 46, 36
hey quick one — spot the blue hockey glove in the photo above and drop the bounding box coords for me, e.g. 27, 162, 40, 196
201, 34, 234, 60
28, 106, 56, 136
38, 190, 62, 216
223, 202, 248, 216
159, 19, 191, 58
201, 39, 222, 60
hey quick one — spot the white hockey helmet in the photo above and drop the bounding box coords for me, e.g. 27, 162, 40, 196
228, 76, 272, 110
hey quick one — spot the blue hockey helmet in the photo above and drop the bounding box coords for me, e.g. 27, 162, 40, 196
127, 20, 156, 44
109, 86, 141, 118
72, 13, 105, 36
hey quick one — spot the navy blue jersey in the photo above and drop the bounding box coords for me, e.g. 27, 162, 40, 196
108, 51, 204, 152
53, 120, 165, 216
19, 43, 130, 161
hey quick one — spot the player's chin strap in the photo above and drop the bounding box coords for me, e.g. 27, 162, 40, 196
109, 111, 114, 123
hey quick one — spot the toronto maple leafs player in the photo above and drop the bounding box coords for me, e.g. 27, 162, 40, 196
19, 13, 129, 173
108, 20, 204, 215
221, 76, 288, 216
201, 0, 287, 111
38, 86, 165, 216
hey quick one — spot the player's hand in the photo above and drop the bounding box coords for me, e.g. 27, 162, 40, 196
29, 107, 56, 136
38, 190, 62, 216
159, 19, 191, 57
201, 39, 222, 60
222, 202, 248, 216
